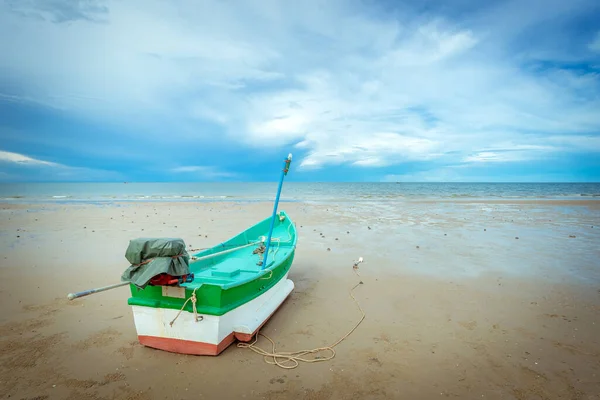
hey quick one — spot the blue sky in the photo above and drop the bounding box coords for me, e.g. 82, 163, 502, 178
0, 0, 599, 182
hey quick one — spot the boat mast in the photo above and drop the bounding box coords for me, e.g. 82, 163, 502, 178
261, 153, 292, 269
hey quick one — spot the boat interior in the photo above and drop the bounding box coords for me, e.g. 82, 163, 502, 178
182, 211, 296, 289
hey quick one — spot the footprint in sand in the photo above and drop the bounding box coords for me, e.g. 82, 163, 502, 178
1, 332, 66, 369
117, 340, 140, 360
458, 320, 478, 330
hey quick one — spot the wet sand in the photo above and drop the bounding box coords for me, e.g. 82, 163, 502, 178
1, 200, 599, 399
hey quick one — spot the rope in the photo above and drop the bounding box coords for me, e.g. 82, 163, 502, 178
237, 257, 365, 369
169, 287, 203, 326
256, 221, 294, 266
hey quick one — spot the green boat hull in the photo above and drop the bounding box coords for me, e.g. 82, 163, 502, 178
126, 211, 297, 316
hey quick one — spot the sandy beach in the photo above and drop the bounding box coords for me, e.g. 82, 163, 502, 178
1, 199, 599, 399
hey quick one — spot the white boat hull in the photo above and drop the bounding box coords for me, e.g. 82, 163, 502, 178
130, 274, 294, 355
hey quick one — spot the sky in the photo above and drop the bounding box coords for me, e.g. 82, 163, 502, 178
0, 0, 599, 183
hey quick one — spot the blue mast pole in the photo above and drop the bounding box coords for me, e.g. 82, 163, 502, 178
261, 153, 292, 270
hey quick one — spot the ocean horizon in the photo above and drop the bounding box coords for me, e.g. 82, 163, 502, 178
0, 182, 599, 204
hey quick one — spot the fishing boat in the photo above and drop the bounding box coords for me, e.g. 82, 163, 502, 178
124, 209, 297, 355
67, 154, 297, 356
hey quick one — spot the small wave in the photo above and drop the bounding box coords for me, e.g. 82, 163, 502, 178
580, 193, 600, 197
52, 195, 70, 199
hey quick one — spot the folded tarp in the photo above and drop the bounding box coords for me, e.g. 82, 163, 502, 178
121, 238, 190, 289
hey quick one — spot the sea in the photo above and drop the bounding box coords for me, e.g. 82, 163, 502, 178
0, 182, 599, 204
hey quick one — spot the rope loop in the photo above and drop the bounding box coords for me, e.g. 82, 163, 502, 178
169, 287, 203, 327
238, 257, 365, 369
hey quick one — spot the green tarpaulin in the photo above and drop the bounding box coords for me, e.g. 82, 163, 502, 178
121, 238, 190, 289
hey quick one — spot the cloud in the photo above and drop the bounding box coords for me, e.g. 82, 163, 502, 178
0, 0, 599, 181
170, 165, 236, 179
5, 0, 109, 23
297, 132, 441, 169
462, 144, 556, 163
464, 151, 530, 163
0, 150, 62, 167
0, 150, 122, 181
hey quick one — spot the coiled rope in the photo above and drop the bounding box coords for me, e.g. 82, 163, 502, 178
237, 257, 365, 369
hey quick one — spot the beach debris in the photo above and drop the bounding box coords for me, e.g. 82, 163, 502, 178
569, 235, 576, 238
353, 257, 363, 270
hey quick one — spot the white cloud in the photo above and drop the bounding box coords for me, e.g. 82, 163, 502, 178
464, 151, 528, 163
462, 144, 557, 163
170, 165, 235, 179
0, 150, 122, 181
0, 150, 61, 167
461, 136, 600, 164
382, 168, 464, 183
1, 0, 599, 175
298, 132, 440, 169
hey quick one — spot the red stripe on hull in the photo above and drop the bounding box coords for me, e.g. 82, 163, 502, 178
138, 333, 236, 356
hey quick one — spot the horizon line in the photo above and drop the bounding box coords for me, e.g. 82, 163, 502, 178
1, 181, 599, 184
